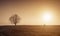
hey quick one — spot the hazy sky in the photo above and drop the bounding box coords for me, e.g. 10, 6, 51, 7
0, 0, 60, 25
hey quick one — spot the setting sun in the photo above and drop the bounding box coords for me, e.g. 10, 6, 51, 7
43, 13, 51, 21
42, 10, 52, 22
41, 10, 53, 25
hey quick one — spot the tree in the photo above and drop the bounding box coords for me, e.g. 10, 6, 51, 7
9, 14, 20, 26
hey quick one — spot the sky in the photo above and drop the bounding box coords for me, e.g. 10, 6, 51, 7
0, 0, 60, 25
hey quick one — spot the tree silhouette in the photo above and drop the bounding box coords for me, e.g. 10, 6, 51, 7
9, 14, 20, 26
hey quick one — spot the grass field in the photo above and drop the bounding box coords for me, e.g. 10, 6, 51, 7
0, 25, 60, 36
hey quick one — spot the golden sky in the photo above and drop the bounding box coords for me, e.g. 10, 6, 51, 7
0, 0, 60, 25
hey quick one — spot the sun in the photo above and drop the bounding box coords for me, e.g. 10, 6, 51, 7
42, 10, 52, 25
43, 13, 51, 22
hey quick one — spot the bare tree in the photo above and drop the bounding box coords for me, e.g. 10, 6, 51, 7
9, 14, 20, 26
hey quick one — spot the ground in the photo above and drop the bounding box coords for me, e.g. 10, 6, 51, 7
0, 25, 60, 36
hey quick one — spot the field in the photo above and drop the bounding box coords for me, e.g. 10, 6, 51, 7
0, 25, 60, 36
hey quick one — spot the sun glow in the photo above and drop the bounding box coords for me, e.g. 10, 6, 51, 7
42, 10, 52, 25
43, 13, 51, 22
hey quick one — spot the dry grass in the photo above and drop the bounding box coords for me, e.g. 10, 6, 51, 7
0, 25, 60, 36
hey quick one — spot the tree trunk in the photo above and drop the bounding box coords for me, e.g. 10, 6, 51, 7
15, 23, 16, 27
15, 23, 16, 29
